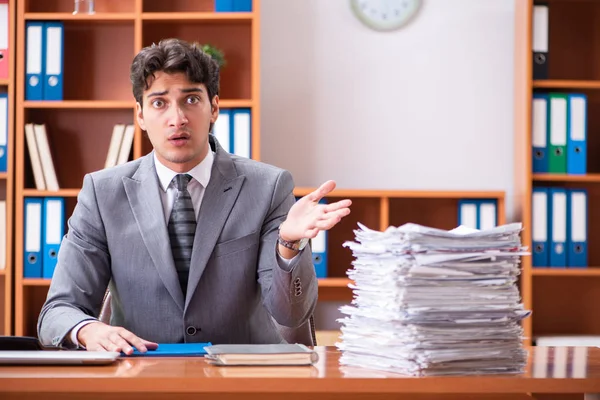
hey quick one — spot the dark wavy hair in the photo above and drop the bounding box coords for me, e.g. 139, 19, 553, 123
130, 38, 220, 113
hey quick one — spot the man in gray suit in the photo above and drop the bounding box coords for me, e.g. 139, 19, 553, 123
37, 38, 351, 354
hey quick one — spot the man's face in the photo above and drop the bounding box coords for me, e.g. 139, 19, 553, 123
136, 71, 219, 172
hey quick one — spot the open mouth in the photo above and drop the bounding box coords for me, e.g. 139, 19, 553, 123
168, 134, 190, 146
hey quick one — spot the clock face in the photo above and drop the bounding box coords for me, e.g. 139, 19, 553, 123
350, 0, 422, 31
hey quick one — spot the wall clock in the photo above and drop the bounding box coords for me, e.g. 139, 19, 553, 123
350, 0, 422, 31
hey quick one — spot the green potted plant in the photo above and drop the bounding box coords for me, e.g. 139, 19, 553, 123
201, 44, 226, 68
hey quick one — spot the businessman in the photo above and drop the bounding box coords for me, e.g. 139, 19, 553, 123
37, 38, 352, 354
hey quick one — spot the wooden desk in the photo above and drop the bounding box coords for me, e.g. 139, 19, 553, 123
0, 346, 599, 400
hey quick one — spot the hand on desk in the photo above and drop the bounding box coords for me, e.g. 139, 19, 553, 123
78, 321, 158, 355
279, 180, 352, 242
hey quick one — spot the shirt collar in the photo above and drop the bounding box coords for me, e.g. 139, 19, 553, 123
154, 149, 214, 192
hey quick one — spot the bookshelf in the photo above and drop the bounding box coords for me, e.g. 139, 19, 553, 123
13, 0, 261, 337
514, 0, 600, 346
0, 0, 15, 336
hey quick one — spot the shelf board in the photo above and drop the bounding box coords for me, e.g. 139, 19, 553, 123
142, 12, 253, 21
293, 188, 505, 199
533, 80, 600, 89
22, 278, 51, 287
0, 173, 9, 180
220, 99, 253, 108
24, 100, 134, 109
22, 189, 80, 198
533, 173, 600, 182
532, 268, 600, 277
318, 278, 351, 288
23, 100, 248, 109
24, 13, 136, 21
0, 269, 4, 276
0, 78, 8, 86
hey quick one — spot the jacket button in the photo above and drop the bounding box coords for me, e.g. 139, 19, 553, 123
186, 326, 197, 335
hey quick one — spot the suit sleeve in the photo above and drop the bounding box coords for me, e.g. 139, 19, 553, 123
37, 174, 111, 347
257, 169, 318, 328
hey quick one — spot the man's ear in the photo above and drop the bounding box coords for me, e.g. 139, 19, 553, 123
210, 95, 219, 124
136, 102, 146, 131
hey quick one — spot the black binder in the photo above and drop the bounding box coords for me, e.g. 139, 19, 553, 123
533, 3, 549, 79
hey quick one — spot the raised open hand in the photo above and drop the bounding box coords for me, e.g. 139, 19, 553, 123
279, 180, 352, 242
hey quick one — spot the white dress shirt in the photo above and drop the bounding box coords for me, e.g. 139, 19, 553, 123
154, 150, 213, 223
68, 150, 299, 348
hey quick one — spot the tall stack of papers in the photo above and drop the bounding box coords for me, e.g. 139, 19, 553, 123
336, 222, 531, 376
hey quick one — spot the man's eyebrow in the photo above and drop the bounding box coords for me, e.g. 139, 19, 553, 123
146, 87, 204, 98
180, 87, 204, 94
147, 90, 167, 98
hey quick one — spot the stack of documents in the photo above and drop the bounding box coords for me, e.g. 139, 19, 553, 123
336, 222, 531, 376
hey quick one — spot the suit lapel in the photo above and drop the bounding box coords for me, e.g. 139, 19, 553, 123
123, 154, 185, 312
185, 136, 245, 311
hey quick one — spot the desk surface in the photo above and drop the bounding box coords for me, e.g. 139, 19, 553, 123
0, 346, 599, 397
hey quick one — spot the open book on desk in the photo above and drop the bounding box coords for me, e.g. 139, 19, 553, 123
204, 344, 319, 366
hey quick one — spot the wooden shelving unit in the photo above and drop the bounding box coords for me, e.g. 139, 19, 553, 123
0, 0, 16, 336
514, 0, 600, 346
13, 0, 262, 337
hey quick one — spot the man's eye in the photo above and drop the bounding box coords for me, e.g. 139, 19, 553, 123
187, 96, 199, 104
152, 100, 164, 108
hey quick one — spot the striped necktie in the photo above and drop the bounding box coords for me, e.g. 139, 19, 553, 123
168, 174, 196, 297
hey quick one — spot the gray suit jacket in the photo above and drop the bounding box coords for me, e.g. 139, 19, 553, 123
37, 135, 318, 347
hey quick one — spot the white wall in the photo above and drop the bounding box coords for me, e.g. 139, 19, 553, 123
261, 0, 516, 202
260, 0, 517, 330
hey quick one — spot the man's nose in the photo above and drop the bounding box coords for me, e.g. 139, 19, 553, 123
168, 105, 188, 127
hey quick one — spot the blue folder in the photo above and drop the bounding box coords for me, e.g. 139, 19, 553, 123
566, 93, 587, 175
548, 187, 567, 268
532, 93, 549, 173
215, 0, 233, 11
25, 21, 45, 101
125, 342, 212, 357
234, 0, 252, 11
532, 187, 549, 268
567, 188, 588, 268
